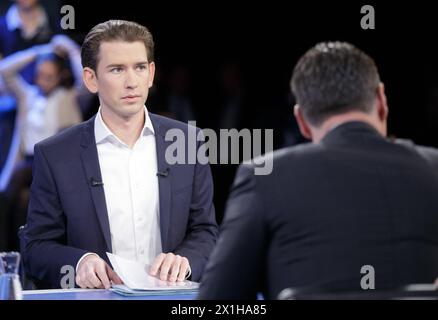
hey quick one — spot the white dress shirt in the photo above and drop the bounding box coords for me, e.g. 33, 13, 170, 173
82, 106, 162, 267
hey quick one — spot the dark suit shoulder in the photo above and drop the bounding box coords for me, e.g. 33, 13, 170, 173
274, 142, 322, 160
415, 144, 438, 163
238, 142, 323, 180
244, 142, 320, 165
35, 118, 92, 152
250, 142, 323, 171
395, 138, 438, 170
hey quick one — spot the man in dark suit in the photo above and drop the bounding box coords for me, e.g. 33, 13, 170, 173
198, 42, 438, 299
21, 20, 218, 289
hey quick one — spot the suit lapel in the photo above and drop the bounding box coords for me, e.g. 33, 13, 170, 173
79, 117, 112, 252
150, 114, 172, 253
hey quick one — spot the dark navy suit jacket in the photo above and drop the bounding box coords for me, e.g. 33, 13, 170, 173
21, 113, 218, 288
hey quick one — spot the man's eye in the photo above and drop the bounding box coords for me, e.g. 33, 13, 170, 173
136, 65, 147, 71
111, 67, 123, 73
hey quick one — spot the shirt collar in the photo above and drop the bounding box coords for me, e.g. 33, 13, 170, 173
94, 106, 155, 146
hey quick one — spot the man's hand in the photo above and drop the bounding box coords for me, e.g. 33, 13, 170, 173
149, 253, 190, 282
51, 34, 78, 56
76, 254, 123, 289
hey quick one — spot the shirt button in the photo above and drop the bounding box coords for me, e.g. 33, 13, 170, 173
139, 249, 145, 255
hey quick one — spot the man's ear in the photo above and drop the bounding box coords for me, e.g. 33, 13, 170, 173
148, 62, 155, 88
294, 104, 313, 140
83, 67, 98, 94
376, 82, 388, 122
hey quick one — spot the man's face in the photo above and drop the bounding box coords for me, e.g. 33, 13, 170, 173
86, 41, 155, 120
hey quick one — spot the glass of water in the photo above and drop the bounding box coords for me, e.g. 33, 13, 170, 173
0, 252, 23, 300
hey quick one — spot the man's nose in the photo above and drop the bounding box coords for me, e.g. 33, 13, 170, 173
124, 69, 138, 89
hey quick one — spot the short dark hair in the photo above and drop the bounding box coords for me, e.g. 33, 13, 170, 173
81, 20, 155, 72
291, 42, 381, 127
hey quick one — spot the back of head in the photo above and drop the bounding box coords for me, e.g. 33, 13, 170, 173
81, 20, 155, 72
291, 42, 381, 127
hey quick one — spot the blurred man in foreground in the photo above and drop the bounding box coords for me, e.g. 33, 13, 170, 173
199, 42, 438, 299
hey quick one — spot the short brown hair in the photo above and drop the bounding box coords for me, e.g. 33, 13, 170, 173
291, 42, 380, 127
81, 20, 155, 71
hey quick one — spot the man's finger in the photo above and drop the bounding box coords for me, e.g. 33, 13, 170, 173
83, 278, 95, 289
86, 268, 102, 288
160, 254, 175, 281
88, 273, 102, 288
177, 258, 190, 282
76, 275, 86, 289
150, 253, 166, 276
107, 265, 123, 285
78, 272, 95, 289
95, 263, 111, 289
169, 255, 182, 282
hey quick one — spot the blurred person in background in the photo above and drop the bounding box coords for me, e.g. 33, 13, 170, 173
0, 0, 57, 186
0, 0, 57, 82
0, 0, 59, 250
0, 34, 84, 249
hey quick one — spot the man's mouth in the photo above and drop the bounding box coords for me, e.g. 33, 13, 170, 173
121, 95, 141, 101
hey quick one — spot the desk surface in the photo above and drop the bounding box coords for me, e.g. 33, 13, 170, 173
22, 288, 197, 300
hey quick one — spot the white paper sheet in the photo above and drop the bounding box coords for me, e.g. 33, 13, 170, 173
106, 252, 199, 291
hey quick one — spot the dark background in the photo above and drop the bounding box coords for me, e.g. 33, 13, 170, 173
53, 1, 438, 145
3, 0, 438, 222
